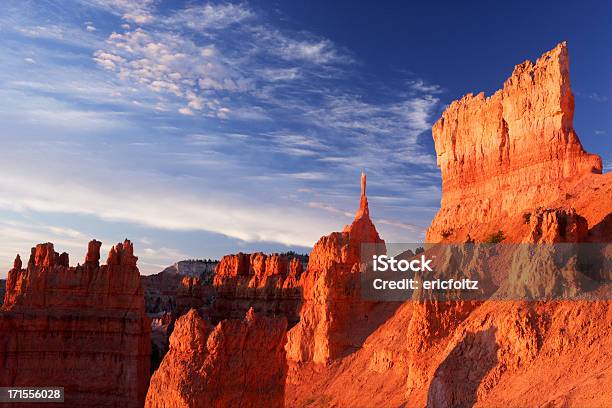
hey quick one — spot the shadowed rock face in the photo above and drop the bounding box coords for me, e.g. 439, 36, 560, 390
286, 172, 387, 365
0, 240, 151, 408
427, 42, 604, 243
145, 308, 288, 408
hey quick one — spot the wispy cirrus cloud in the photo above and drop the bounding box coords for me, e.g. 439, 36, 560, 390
0, 0, 443, 272
80, 0, 157, 24
165, 3, 254, 30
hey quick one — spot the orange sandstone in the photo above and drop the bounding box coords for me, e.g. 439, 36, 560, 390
286, 172, 387, 365
211, 252, 304, 325
0, 240, 150, 407
145, 308, 288, 408
286, 42, 612, 408
427, 42, 605, 243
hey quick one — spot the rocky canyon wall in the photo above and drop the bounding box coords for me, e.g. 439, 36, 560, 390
0, 240, 151, 407
210, 252, 304, 326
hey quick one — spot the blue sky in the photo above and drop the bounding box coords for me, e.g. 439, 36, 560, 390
0, 0, 610, 275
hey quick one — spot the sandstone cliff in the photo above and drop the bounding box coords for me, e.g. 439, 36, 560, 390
286, 172, 389, 365
426, 41, 608, 243
211, 252, 304, 326
286, 43, 612, 408
0, 240, 151, 407
145, 308, 288, 408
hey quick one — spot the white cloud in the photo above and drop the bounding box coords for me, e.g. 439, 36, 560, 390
252, 27, 352, 65
257, 67, 301, 81
0, 219, 105, 275
0, 0, 444, 260
82, 0, 156, 24
178, 106, 193, 115
165, 3, 253, 31
407, 79, 443, 94
0, 89, 126, 130
142, 246, 188, 261
94, 28, 246, 117
0, 163, 338, 248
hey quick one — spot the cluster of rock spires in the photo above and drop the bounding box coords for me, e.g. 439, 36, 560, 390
0, 42, 610, 408
0, 240, 150, 407
210, 252, 304, 326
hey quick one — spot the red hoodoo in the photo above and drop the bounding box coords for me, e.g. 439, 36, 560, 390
0, 240, 151, 407
286, 172, 385, 364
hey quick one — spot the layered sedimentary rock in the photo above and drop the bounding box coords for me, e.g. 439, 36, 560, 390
287, 43, 612, 408
145, 308, 288, 408
210, 252, 304, 326
427, 42, 604, 242
161, 259, 218, 281
286, 172, 387, 364
144, 274, 212, 316
0, 240, 150, 407
142, 261, 216, 315
525, 207, 588, 243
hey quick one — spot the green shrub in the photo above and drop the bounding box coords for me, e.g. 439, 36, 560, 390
484, 230, 506, 244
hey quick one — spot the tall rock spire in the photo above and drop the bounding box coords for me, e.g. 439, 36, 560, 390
356, 171, 369, 219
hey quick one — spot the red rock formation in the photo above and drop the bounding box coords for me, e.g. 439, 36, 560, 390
142, 265, 216, 372
286, 43, 612, 408
145, 308, 288, 408
286, 172, 386, 364
210, 252, 304, 325
525, 207, 588, 243
0, 240, 150, 407
144, 273, 203, 315
427, 42, 604, 243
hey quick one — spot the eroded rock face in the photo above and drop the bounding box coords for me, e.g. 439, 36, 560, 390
145, 308, 288, 408
427, 42, 603, 243
0, 240, 150, 407
142, 265, 216, 372
210, 252, 304, 326
525, 207, 588, 243
143, 267, 215, 316
286, 43, 612, 408
286, 172, 386, 364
